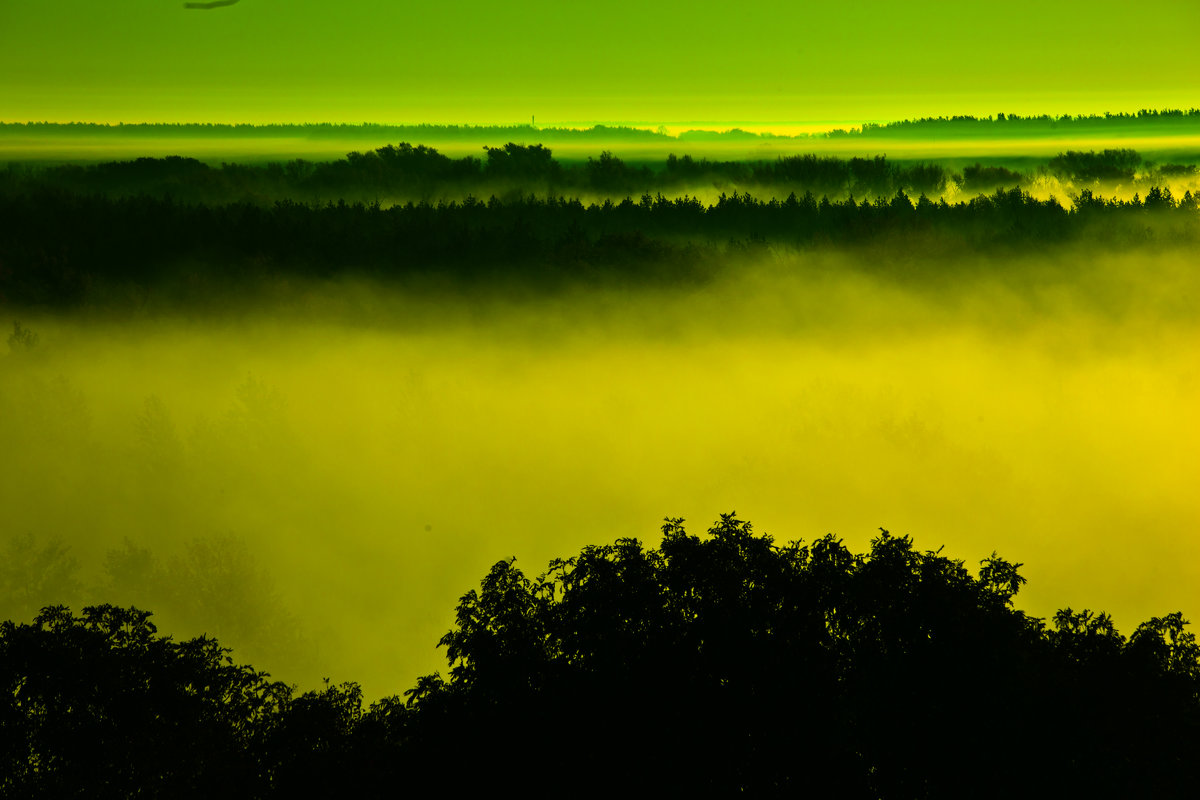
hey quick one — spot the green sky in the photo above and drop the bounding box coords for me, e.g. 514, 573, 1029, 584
2, 0, 1197, 123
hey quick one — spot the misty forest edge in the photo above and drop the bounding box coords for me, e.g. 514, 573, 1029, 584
2, 133, 1199, 308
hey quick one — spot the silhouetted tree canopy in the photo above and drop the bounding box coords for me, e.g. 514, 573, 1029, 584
397, 516, 1200, 796
1, 182, 1196, 308
5, 516, 1200, 797
961, 161, 1026, 191
1049, 149, 1142, 183
0, 605, 288, 798
482, 142, 560, 182
9, 141, 1191, 210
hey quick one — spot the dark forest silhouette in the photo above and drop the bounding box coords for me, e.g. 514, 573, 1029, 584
4, 516, 1200, 797
5, 142, 1196, 206
842, 108, 1200, 139
1, 173, 1196, 307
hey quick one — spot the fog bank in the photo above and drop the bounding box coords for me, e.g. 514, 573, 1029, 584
2, 246, 1196, 697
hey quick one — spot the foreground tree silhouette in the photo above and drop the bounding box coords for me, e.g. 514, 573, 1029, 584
0, 605, 389, 799
0, 605, 289, 798
399, 515, 1200, 798
4, 516, 1200, 797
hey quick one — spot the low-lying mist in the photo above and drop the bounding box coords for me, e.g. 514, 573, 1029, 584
2, 244, 1196, 698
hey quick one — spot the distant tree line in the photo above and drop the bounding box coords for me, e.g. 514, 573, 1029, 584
1, 184, 1196, 307
6, 109, 1200, 144
1, 146, 962, 203
0, 121, 672, 144
4, 144, 1194, 208
841, 108, 1200, 138
4, 516, 1200, 797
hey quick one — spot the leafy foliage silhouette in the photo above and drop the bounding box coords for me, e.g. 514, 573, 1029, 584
3, 516, 1200, 797
397, 515, 1200, 797
0, 605, 287, 798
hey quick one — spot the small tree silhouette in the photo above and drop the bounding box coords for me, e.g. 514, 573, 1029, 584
6, 321, 38, 351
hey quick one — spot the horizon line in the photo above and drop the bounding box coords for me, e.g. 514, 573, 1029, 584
4, 108, 1198, 132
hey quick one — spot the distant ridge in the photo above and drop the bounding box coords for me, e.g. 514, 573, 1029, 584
3, 110, 1200, 143
0, 122, 673, 144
